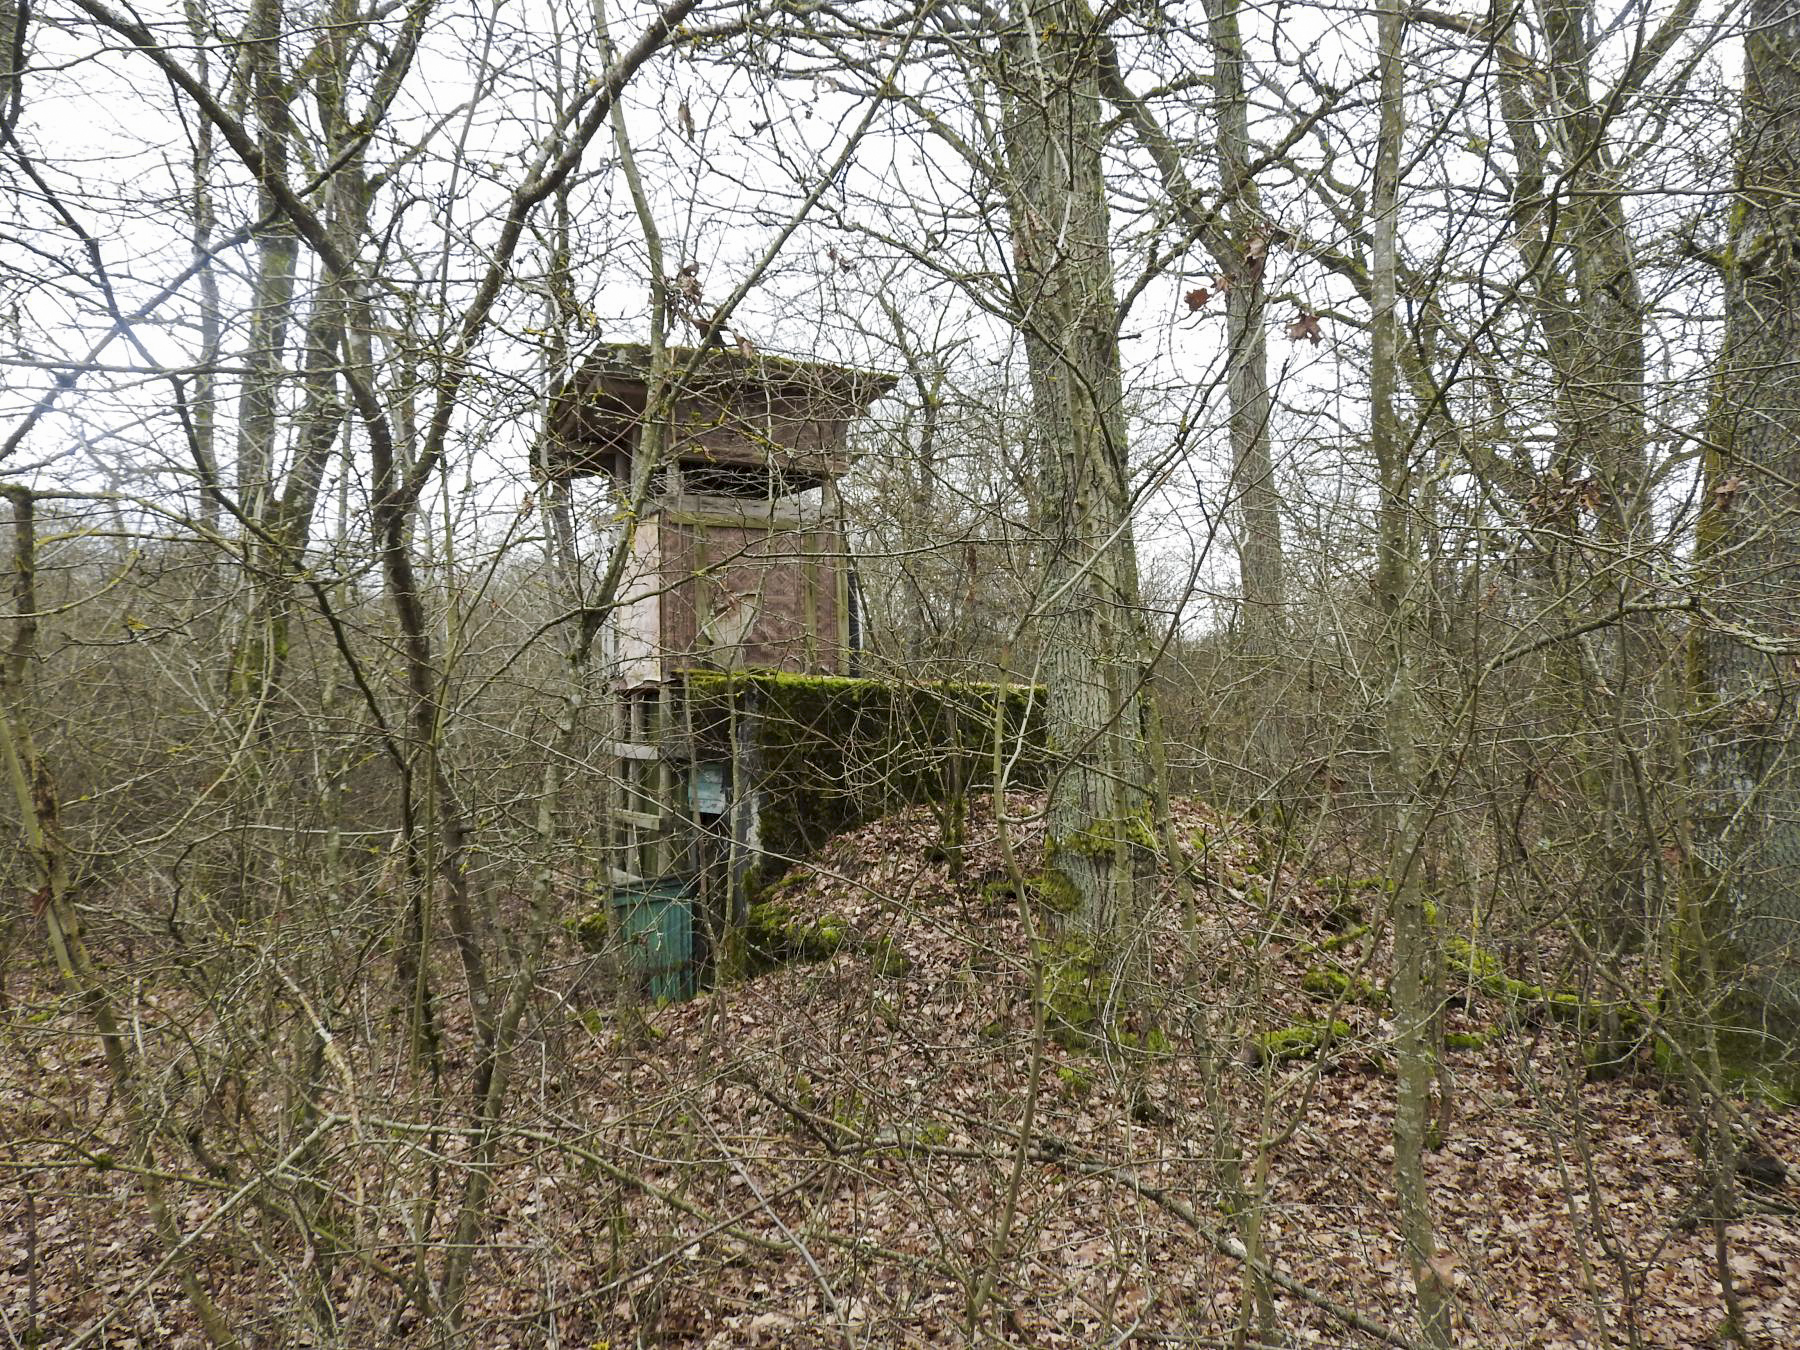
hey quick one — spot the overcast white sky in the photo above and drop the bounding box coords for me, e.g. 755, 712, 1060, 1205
0, 0, 1741, 635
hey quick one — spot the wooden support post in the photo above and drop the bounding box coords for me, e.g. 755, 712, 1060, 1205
728, 677, 761, 928
824, 478, 851, 672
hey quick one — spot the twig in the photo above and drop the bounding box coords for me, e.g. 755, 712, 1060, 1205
64, 1114, 342, 1349
744, 1075, 1419, 1348
698, 1111, 858, 1350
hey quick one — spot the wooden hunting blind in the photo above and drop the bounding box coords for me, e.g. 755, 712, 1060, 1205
546, 344, 896, 686
545, 343, 899, 990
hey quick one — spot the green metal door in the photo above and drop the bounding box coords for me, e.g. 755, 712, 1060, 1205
609, 877, 697, 1001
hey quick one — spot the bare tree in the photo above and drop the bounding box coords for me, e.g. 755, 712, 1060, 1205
994, 0, 1157, 938
1366, 5, 1453, 1344
1689, 0, 1800, 1079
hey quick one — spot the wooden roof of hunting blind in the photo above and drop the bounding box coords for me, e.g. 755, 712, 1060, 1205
544, 343, 897, 489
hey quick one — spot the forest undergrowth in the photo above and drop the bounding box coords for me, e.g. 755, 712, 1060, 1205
1, 794, 1795, 1348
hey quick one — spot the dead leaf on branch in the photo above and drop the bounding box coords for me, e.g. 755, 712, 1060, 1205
1287, 310, 1323, 345
1526, 471, 1606, 520
675, 262, 703, 311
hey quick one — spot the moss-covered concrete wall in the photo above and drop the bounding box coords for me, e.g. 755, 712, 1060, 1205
683, 670, 1047, 862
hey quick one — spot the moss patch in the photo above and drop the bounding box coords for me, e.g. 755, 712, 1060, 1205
1315, 875, 1393, 929
1027, 869, 1082, 916
1294, 922, 1372, 960
1042, 937, 1112, 1050
1653, 1014, 1800, 1108
1301, 965, 1387, 1009
869, 936, 913, 978
729, 899, 849, 979
1117, 1025, 1173, 1056
1056, 1065, 1095, 1097
1321, 922, 1371, 953
743, 864, 814, 908
1037, 936, 1166, 1053
979, 869, 1082, 917
563, 906, 608, 952
1249, 1019, 1352, 1066
1446, 936, 1585, 1022
979, 877, 1018, 911
1050, 809, 1160, 864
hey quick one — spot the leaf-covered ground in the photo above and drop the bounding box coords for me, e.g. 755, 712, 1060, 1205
2, 795, 1796, 1347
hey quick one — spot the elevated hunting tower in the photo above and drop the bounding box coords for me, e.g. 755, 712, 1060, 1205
545, 343, 897, 990
549, 343, 894, 685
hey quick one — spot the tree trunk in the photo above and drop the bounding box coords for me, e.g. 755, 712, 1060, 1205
1688, 0, 1800, 1072
234, 0, 373, 710
232, 0, 299, 518
1371, 4, 1453, 1344
997, 0, 1155, 941
1203, 0, 1285, 659
1, 0, 21, 137
1541, 0, 1658, 953
1087, 4, 1285, 786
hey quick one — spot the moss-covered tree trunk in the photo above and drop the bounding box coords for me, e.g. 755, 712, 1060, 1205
1688, 0, 1800, 1072
996, 0, 1156, 942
